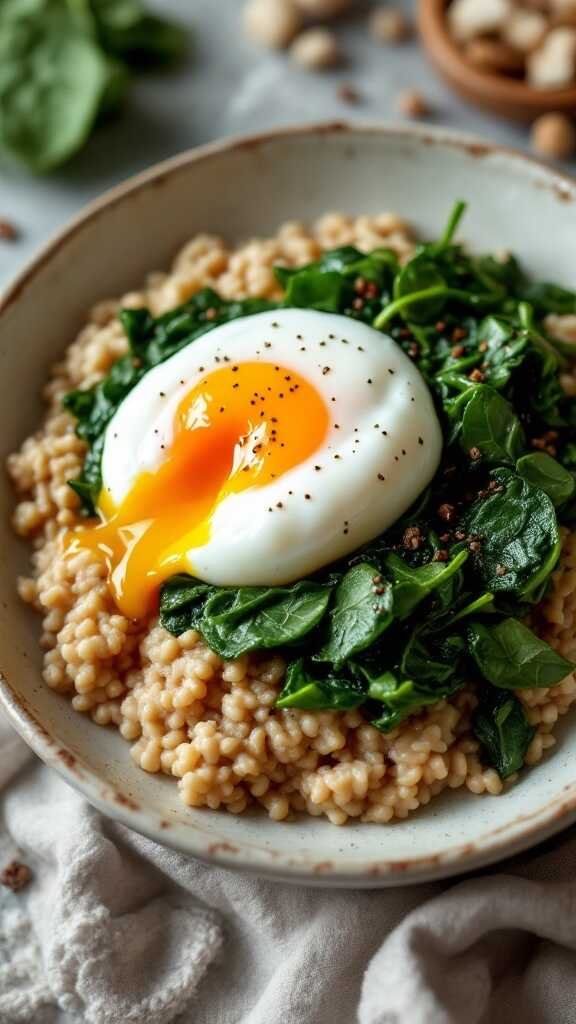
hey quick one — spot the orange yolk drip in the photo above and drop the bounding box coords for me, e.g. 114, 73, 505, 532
68, 361, 329, 620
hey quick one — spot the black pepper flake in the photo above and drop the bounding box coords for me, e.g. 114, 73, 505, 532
378, 473, 385, 481
334, 454, 341, 460
388, 368, 395, 375
367, 378, 373, 385
264, 341, 272, 348
296, 334, 303, 340
394, 456, 399, 462
288, 490, 293, 495
305, 493, 311, 500
357, 346, 364, 352
341, 338, 349, 345
113, 432, 118, 438
314, 465, 322, 471
159, 391, 165, 397
322, 366, 331, 375
402, 449, 406, 456
411, 397, 415, 403
334, 424, 340, 429
418, 437, 424, 445
320, 341, 326, 347
233, 383, 239, 389
198, 366, 205, 372
179, 379, 185, 385
272, 322, 279, 328
276, 502, 283, 509
154, 429, 159, 434
300, 347, 306, 352
214, 356, 220, 363
219, 406, 225, 413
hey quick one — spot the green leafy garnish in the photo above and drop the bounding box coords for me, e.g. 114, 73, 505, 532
468, 618, 574, 689
473, 690, 535, 779
0, 0, 186, 172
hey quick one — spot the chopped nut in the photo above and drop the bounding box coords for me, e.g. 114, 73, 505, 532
527, 27, 576, 88
448, 0, 510, 43
368, 6, 412, 44
469, 368, 485, 382
544, 312, 576, 343
495, 564, 509, 576
290, 27, 340, 68
1, 860, 32, 893
397, 89, 430, 119
469, 446, 482, 460
451, 344, 465, 358
433, 549, 449, 562
465, 38, 525, 73
244, 0, 302, 49
337, 80, 360, 104
438, 502, 457, 523
502, 8, 547, 52
531, 113, 576, 160
0, 218, 18, 241
402, 525, 423, 550
469, 539, 482, 553
452, 327, 467, 342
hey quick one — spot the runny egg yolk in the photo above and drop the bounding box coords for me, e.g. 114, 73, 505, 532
69, 362, 329, 620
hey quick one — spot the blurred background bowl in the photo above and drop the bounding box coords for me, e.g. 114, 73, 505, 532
418, 0, 576, 123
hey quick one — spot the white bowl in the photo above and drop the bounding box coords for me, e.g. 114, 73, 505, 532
2, 123, 576, 887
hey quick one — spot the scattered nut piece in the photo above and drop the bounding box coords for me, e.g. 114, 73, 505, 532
244, 0, 302, 49
527, 26, 576, 87
448, 0, 511, 43
368, 6, 412, 44
337, 80, 360, 103
290, 27, 340, 68
293, 0, 351, 17
531, 112, 576, 158
502, 8, 547, 51
1, 860, 32, 893
465, 38, 525, 72
0, 218, 18, 241
397, 89, 430, 118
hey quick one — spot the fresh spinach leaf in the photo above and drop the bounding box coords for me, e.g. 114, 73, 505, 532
159, 574, 215, 636
385, 548, 469, 619
460, 386, 525, 465
468, 618, 574, 689
464, 468, 560, 596
199, 581, 332, 659
0, 10, 113, 172
472, 690, 535, 779
516, 453, 576, 507
364, 669, 463, 733
316, 563, 393, 667
275, 658, 366, 710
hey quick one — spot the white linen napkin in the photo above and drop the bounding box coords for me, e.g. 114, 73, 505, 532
2, 710, 576, 1024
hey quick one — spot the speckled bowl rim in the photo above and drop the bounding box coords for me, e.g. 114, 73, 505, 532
2, 121, 576, 887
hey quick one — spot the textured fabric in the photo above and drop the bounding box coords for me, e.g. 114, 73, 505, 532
1, 711, 576, 1024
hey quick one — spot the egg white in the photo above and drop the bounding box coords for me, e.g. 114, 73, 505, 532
101, 309, 443, 585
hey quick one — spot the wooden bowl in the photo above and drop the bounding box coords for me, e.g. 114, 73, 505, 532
418, 0, 576, 124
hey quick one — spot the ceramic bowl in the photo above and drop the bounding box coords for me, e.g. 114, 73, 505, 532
418, 0, 576, 124
2, 122, 576, 887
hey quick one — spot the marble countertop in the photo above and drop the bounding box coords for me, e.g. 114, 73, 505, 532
1, 0, 572, 293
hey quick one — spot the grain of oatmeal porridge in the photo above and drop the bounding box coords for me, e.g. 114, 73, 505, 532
8, 212, 576, 824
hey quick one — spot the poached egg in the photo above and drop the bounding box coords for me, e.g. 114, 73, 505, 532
73, 309, 442, 618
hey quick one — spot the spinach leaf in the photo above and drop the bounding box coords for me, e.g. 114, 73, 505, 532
316, 563, 393, 667
281, 270, 345, 313
468, 618, 573, 689
516, 453, 576, 507
199, 581, 332, 659
391, 253, 447, 324
364, 669, 463, 733
522, 281, 576, 317
275, 658, 366, 710
460, 386, 525, 465
472, 690, 535, 779
401, 629, 466, 684
385, 548, 469, 619
464, 468, 560, 596
159, 574, 215, 637
474, 316, 527, 390
90, 0, 187, 68
0, 10, 114, 172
